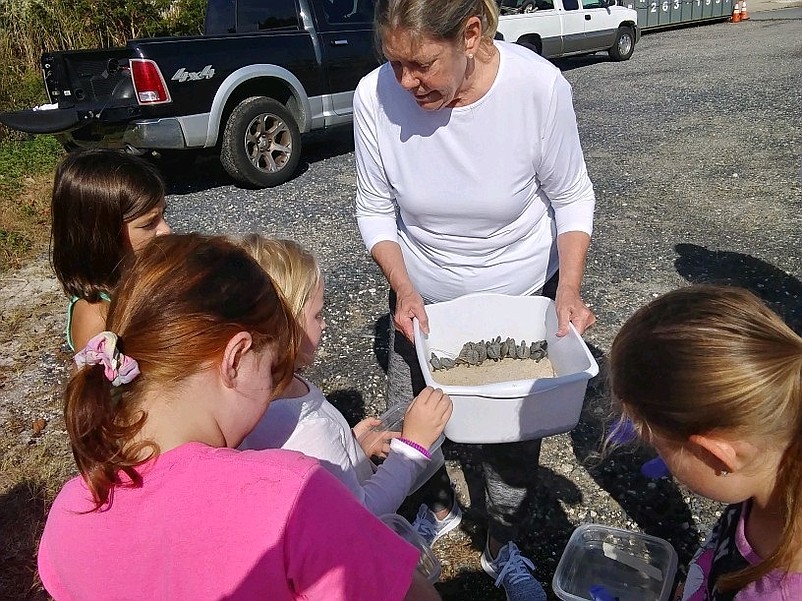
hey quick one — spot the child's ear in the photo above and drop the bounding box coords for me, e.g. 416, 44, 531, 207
688, 433, 747, 475
220, 331, 254, 389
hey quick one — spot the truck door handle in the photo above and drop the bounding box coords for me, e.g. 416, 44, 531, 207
330, 39, 349, 46
585, 13, 591, 19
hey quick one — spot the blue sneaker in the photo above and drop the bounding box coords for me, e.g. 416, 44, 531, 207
480, 540, 547, 601
411, 499, 462, 546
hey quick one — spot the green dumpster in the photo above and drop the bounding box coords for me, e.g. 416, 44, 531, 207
680, 0, 694, 22
669, 0, 683, 24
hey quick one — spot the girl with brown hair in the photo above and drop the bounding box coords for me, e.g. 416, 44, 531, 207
38, 234, 441, 601
50, 149, 170, 351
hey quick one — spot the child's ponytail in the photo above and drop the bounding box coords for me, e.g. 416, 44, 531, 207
64, 334, 154, 508
62, 234, 300, 511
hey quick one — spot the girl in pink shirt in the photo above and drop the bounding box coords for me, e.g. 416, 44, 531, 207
38, 233, 440, 601
608, 285, 802, 601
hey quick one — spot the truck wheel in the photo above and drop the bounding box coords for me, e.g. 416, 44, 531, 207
608, 26, 635, 61
220, 96, 301, 188
517, 39, 543, 56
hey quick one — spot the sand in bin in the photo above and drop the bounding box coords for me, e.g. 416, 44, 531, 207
430, 356, 555, 387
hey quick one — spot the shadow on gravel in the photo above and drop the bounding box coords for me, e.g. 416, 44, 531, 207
154, 124, 357, 195
373, 313, 391, 373
400, 450, 582, 601
0, 480, 50, 601
570, 345, 703, 570
674, 243, 802, 334
327, 389, 367, 427
551, 54, 616, 72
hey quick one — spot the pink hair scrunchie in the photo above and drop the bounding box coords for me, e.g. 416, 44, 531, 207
74, 332, 140, 387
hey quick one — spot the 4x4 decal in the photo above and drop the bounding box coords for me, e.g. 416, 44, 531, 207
171, 65, 215, 82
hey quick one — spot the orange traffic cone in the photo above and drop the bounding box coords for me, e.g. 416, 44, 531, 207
731, 0, 742, 22
740, 0, 750, 19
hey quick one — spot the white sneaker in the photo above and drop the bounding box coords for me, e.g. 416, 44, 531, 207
480, 540, 547, 601
411, 499, 462, 546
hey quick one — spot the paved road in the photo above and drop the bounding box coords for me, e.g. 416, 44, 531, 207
166, 14, 801, 600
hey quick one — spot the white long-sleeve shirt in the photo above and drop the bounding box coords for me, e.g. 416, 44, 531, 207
354, 41, 595, 302
240, 375, 429, 516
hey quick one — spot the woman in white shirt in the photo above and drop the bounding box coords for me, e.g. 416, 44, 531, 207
354, 1, 596, 599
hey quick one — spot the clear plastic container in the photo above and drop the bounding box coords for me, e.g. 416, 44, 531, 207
552, 524, 678, 601
357, 402, 446, 494
379, 513, 442, 583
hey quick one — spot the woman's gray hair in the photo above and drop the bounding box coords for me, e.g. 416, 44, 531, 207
374, 0, 499, 49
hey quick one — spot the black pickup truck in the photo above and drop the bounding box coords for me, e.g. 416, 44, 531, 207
0, 0, 380, 187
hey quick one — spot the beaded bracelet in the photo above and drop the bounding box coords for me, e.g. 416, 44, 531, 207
397, 437, 432, 460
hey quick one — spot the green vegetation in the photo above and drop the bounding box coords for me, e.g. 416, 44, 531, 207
0, 0, 206, 269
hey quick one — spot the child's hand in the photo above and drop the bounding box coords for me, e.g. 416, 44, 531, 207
353, 417, 399, 459
401, 387, 453, 449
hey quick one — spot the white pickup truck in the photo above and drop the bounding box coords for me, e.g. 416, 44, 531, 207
497, 0, 640, 61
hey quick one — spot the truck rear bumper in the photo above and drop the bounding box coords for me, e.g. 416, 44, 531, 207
122, 118, 187, 149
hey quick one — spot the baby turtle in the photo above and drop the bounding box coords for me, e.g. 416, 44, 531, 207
430, 353, 456, 371
530, 339, 548, 361
486, 336, 502, 360
458, 341, 481, 365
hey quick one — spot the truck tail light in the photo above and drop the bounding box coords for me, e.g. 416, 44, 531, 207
130, 59, 171, 105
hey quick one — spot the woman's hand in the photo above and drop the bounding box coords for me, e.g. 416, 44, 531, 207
401, 387, 453, 449
394, 285, 428, 342
555, 284, 596, 336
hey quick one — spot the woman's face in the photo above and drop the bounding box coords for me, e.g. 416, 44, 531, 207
298, 280, 326, 368
382, 28, 470, 111
125, 200, 171, 254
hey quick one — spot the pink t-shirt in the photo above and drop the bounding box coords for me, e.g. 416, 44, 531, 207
38, 442, 420, 600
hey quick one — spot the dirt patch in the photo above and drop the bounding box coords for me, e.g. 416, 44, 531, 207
0, 254, 73, 601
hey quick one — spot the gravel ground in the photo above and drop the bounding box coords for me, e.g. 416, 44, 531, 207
2, 13, 799, 601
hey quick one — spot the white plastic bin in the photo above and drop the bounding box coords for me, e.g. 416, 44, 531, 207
413, 294, 598, 444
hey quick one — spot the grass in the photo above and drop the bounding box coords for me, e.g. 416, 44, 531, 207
0, 135, 63, 271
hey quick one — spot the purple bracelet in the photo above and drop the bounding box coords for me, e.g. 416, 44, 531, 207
397, 438, 432, 460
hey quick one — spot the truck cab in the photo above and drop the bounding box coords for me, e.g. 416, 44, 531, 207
496, 0, 639, 60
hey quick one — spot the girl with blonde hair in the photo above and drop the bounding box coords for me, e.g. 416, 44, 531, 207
609, 285, 802, 600
237, 234, 453, 517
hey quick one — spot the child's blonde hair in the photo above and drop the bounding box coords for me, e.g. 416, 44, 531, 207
236, 234, 322, 319
609, 284, 802, 591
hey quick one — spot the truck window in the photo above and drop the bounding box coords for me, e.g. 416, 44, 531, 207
316, 0, 376, 24
535, 0, 555, 9
237, 0, 300, 31
205, 0, 236, 34
563, 0, 579, 8
581, 0, 606, 6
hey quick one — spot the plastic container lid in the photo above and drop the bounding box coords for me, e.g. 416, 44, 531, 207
552, 524, 678, 601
